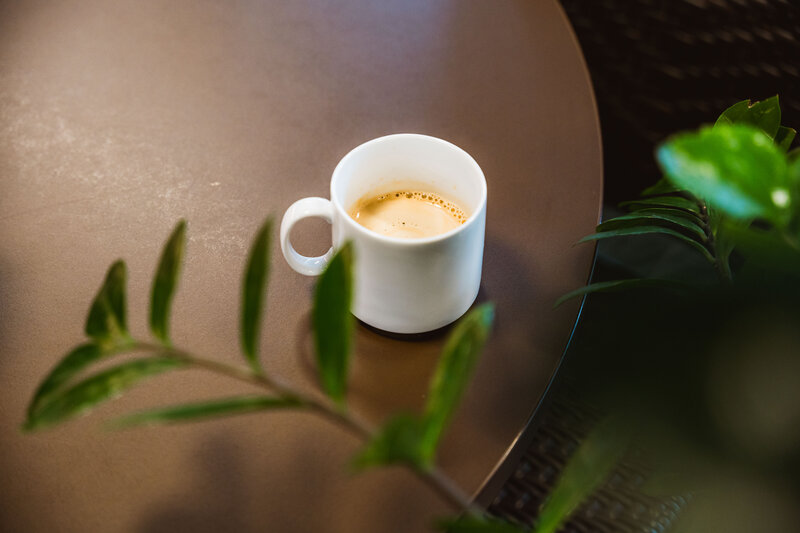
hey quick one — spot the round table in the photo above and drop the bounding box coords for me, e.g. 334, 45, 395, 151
0, 1, 602, 531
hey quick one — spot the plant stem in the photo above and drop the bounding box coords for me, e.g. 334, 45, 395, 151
131, 341, 480, 515
423, 466, 483, 517
699, 205, 732, 283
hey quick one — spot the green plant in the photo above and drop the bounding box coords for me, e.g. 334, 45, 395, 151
541, 96, 800, 533
23, 217, 511, 530
558, 95, 800, 306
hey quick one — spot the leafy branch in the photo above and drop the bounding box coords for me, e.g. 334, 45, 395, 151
22, 217, 510, 530
559, 95, 800, 306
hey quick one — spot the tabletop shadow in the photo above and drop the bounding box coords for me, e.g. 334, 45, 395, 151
137, 428, 390, 533
0, 254, 12, 371
138, 437, 255, 533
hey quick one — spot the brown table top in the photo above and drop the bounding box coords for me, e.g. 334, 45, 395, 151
0, 1, 601, 531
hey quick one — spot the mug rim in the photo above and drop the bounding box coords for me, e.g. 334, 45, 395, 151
329, 133, 487, 246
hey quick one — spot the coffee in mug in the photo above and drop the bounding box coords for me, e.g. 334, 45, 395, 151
348, 190, 468, 239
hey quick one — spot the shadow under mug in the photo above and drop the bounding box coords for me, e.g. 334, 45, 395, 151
280, 133, 486, 334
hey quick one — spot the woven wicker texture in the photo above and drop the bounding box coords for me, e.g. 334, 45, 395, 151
487, 386, 686, 532
561, 0, 800, 202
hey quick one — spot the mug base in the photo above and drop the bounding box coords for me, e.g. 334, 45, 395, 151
352, 284, 483, 337
356, 318, 454, 341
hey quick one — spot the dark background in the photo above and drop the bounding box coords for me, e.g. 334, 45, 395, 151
561, 0, 800, 204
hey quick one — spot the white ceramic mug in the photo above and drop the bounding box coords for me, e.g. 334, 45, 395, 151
280, 134, 486, 334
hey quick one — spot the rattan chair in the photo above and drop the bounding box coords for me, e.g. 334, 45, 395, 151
565, 0, 800, 204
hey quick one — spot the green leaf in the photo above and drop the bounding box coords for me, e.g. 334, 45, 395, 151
657, 124, 790, 228
352, 414, 428, 471
715, 96, 781, 139
150, 220, 187, 345
419, 303, 495, 463
723, 221, 800, 275
714, 100, 751, 127
580, 226, 714, 263
738, 95, 782, 139
241, 218, 273, 373
596, 209, 706, 241
313, 242, 354, 407
438, 515, 529, 532
640, 177, 683, 197
554, 279, 691, 308
619, 195, 701, 213
109, 395, 303, 428
85, 261, 128, 343
534, 418, 630, 533
353, 306, 495, 471
775, 126, 796, 152
23, 357, 188, 432
27, 343, 127, 418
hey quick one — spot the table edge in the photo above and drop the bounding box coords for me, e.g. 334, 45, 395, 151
471, 0, 604, 506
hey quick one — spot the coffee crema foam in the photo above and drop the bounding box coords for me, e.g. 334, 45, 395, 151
348, 190, 468, 239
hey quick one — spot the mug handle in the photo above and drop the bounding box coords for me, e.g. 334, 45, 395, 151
280, 197, 335, 276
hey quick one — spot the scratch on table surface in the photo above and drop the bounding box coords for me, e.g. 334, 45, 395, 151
3, 87, 200, 201
189, 222, 248, 255
1, 77, 248, 255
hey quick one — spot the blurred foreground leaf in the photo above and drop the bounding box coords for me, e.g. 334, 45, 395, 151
534, 418, 630, 533
775, 126, 796, 152
150, 220, 187, 345
27, 342, 129, 417
419, 303, 495, 462
354, 304, 496, 470
241, 218, 274, 373
723, 222, 800, 275
110, 395, 303, 428
85, 261, 129, 343
352, 414, 428, 470
24, 357, 187, 431
657, 125, 790, 227
313, 243, 354, 407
